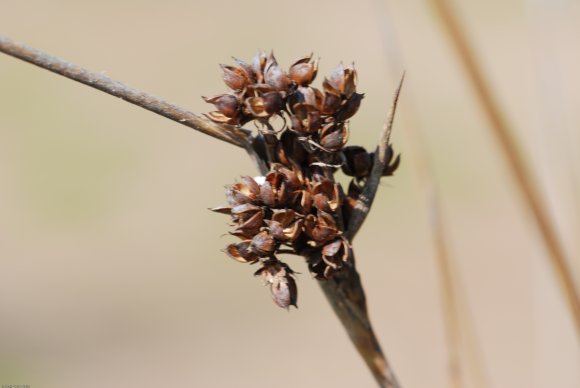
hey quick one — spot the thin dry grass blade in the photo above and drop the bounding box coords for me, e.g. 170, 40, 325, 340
431, 0, 580, 337
374, 1, 493, 386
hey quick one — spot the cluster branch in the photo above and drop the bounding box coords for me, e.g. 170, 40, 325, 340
0, 35, 249, 147
346, 74, 404, 241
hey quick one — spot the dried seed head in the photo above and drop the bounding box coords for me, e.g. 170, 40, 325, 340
207, 51, 399, 307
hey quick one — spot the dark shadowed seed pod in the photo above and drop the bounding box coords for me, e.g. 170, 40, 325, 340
342, 146, 372, 179
382, 145, 401, 176
339, 92, 364, 121
265, 209, 304, 242
321, 238, 351, 268
255, 260, 298, 309
277, 130, 309, 166
290, 103, 322, 134
312, 178, 341, 212
319, 123, 349, 151
304, 211, 339, 246
321, 91, 341, 115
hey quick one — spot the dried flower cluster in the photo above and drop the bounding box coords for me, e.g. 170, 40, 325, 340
206, 52, 399, 308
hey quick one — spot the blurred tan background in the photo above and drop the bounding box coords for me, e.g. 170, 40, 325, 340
1, 0, 579, 387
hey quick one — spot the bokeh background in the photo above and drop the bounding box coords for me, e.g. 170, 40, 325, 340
1, 1, 579, 387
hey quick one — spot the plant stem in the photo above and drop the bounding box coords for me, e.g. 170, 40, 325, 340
317, 254, 400, 388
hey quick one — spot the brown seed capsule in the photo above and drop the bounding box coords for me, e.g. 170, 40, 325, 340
312, 179, 341, 212
250, 231, 276, 256
339, 92, 364, 120
255, 261, 298, 309
290, 86, 323, 108
326, 63, 345, 94
321, 91, 341, 115
319, 123, 349, 151
264, 53, 291, 91
230, 202, 259, 215
304, 211, 338, 245
266, 209, 304, 242
289, 55, 318, 86
271, 275, 298, 309
382, 145, 401, 176
252, 51, 267, 83
325, 62, 358, 97
245, 96, 270, 118
221, 64, 250, 91
245, 91, 284, 118
232, 57, 256, 84
227, 176, 261, 205
342, 66, 357, 98
203, 94, 240, 118
272, 164, 303, 189
278, 130, 308, 166
290, 103, 322, 134
342, 146, 372, 179
262, 91, 284, 114
234, 209, 264, 238
226, 240, 259, 263
321, 238, 350, 267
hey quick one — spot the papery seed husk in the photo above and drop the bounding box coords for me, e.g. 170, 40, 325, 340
226, 241, 259, 263
251, 231, 276, 255
221, 64, 249, 91
271, 276, 298, 309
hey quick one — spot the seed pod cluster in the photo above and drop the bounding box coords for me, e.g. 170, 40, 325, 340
206, 52, 399, 308
204, 51, 363, 154
212, 163, 352, 308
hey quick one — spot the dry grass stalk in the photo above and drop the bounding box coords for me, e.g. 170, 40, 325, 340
431, 0, 580, 336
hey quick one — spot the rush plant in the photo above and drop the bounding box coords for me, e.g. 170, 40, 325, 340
0, 36, 403, 388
